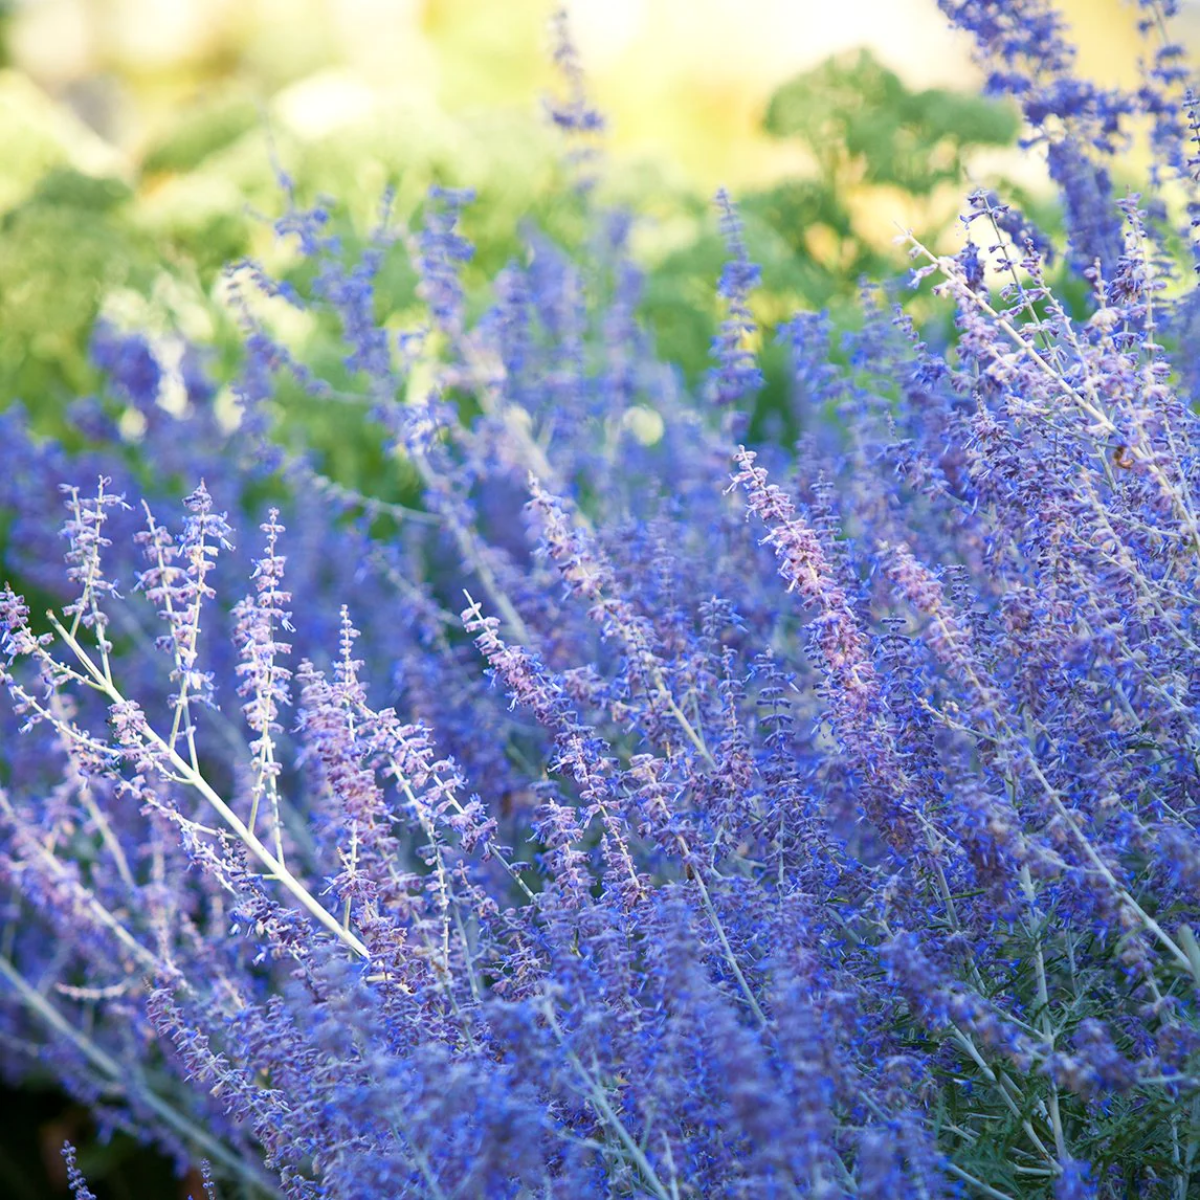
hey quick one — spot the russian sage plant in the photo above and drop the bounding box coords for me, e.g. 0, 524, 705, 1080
6, 1, 1200, 1197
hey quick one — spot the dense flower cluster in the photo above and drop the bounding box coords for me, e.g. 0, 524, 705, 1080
4, 2, 1200, 1197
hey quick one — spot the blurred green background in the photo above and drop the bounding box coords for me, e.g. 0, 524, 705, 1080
0, 0, 1189, 437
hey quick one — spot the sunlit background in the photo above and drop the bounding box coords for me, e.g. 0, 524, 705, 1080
6, 0, 1200, 194
2, 0, 1198, 452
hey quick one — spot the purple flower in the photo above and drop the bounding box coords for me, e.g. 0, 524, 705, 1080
708, 190, 764, 414
415, 186, 475, 336
61, 1142, 98, 1200
1055, 1156, 1098, 1200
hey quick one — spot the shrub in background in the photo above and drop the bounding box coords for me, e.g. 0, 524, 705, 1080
4, 1, 1200, 1197
0, 9, 1021, 459
638, 53, 1021, 447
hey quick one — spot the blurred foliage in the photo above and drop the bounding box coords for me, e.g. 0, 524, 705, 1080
140, 90, 262, 176
0, 72, 587, 438
0, 44, 1022, 469
763, 49, 1017, 192
638, 48, 1020, 416
749, 48, 1017, 286
0, 167, 150, 405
